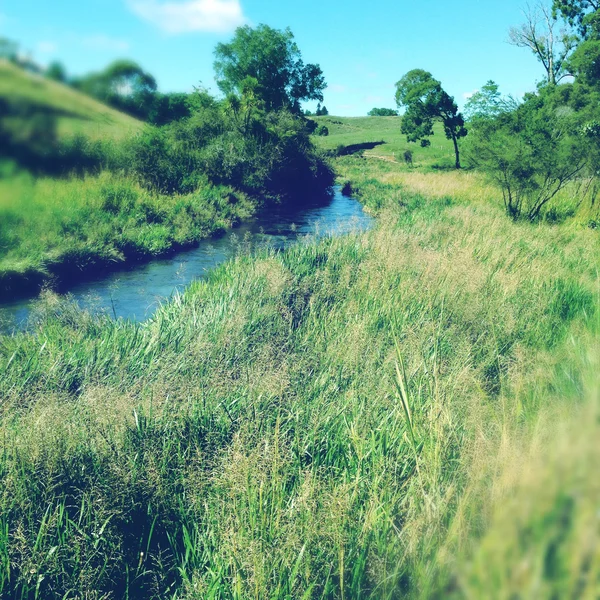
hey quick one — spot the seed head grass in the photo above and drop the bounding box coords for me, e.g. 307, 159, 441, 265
0, 154, 598, 597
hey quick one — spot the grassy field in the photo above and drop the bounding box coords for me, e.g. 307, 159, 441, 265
0, 146, 598, 598
311, 115, 458, 168
0, 60, 143, 140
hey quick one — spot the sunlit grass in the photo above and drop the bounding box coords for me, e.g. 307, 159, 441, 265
0, 152, 598, 597
0, 171, 254, 294
0, 59, 143, 140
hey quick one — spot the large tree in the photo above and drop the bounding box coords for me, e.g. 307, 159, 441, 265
509, 1, 578, 85
395, 69, 467, 169
213, 24, 326, 114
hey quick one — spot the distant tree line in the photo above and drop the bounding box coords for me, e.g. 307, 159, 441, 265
368, 107, 398, 116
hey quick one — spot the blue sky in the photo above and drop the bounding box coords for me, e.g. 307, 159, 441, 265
2, 0, 547, 115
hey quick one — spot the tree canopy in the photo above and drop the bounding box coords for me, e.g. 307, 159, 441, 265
509, 1, 577, 85
213, 24, 326, 113
368, 107, 398, 116
73, 60, 157, 119
553, 0, 600, 35
395, 69, 467, 168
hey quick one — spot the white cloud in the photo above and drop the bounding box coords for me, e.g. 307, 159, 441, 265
364, 95, 385, 104
37, 41, 58, 54
463, 89, 478, 100
329, 84, 347, 94
127, 0, 246, 34
82, 35, 131, 52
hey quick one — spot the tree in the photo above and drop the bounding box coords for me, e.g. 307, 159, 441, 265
74, 60, 157, 119
368, 107, 398, 116
463, 81, 520, 122
553, 0, 599, 36
464, 81, 502, 121
0, 37, 18, 62
467, 90, 589, 219
46, 61, 66, 83
509, 1, 578, 85
395, 69, 467, 169
213, 24, 325, 113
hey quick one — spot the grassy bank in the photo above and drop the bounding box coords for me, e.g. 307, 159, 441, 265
1, 153, 598, 597
311, 116, 458, 168
0, 170, 254, 298
0, 64, 334, 300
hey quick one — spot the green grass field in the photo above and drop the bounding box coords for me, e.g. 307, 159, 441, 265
0, 146, 598, 597
311, 115, 458, 168
0, 60, 143, 140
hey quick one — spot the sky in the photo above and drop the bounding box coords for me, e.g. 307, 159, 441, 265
1, 0, 548, 116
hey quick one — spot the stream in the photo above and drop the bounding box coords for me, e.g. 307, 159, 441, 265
0, 187, 373, 334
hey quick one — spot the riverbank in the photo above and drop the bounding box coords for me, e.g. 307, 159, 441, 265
1, 154, 598, 598
0, 170, 256, 300
0, 187, 372, 331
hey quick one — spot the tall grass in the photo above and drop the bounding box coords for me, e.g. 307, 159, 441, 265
1, 154, 598, 597
0, 171, 254, 296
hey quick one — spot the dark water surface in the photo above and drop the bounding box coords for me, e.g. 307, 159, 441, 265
0, 187, 373, 333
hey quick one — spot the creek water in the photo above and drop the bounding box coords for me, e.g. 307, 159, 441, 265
0, 187, 373, 333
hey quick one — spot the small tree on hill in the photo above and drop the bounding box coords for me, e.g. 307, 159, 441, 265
395, 69, 467, 168
46, 61, 67, 83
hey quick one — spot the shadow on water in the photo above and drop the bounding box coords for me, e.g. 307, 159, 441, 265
0, 186, 373, 334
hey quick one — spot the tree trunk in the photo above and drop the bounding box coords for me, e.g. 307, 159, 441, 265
452, 134, 461, 169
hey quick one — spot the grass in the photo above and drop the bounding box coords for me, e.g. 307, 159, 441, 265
0, 171, 254, 297
311, 115, 458, 168
0, 60, 143, 141
0, 153, 598, 597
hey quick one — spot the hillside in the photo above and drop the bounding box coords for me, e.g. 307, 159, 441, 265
0, 60, 143, 140
311, 115, 458, 168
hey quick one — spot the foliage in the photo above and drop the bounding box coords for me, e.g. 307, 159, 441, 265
315, 103, 329, 116
45, 61, 67, 83
315, 124, 329, 136
73, 59, 158, 120
395, 69, 467, 168
214, 24, 326, 113
466, 89, 590, 219
463, 80, 518, 122
367, 107, 398, 116
553, 0, 600, 36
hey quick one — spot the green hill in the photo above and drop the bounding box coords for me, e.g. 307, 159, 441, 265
311, 115, 458, 168
0, 59, 143, 140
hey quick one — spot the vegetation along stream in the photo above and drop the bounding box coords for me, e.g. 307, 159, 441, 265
0, 187, 373, 332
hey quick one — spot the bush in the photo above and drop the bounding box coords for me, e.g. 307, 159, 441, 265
467, 92, 590, 220
316, 125, 329, 136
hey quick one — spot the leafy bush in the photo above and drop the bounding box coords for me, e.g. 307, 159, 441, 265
467, 91, 590, 220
